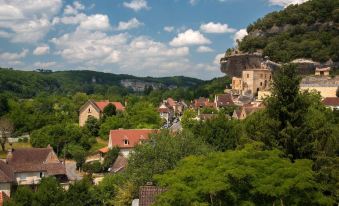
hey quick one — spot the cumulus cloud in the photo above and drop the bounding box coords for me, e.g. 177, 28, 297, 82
116, 18, 143, 31
33, 45, 50, 55
213, 53, 225, 65
0, 49, 28, 62
268, 0, 309, 7
123, 0, 150, 11
164, 26, 174, 32
64, 1, 84, 15
34, 61, 57, 68
0, 0, 62, 43
170, 29, 211, 47
79, 14, 110, 31
233, 28, 248, 45
200, 22, 236, 33
196, 46, 213, 53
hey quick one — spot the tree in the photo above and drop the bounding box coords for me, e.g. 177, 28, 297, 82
85, 116, 100, 137
0, 95, 9, 117
191, 114, 241, 151
126, 130, 212, 188
103, 103, 117, 119
99, 115, 124, 139
32, 177, 65, 206
102, 147, 120, 171
180, 109, 197, 129
154, 143, 334, 206
6, 186, 34, 206
0, 117, 14, 151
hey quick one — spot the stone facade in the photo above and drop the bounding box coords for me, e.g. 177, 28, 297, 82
79, 102, 101, 126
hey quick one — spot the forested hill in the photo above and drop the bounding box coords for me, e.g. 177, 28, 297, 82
0, 68, 204, 98
238, 0, 339, 63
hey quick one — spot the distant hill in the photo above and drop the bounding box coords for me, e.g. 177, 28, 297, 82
238, 0, 339, 63
0, 68, 204, 98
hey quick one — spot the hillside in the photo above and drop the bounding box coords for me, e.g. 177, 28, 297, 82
0, 68, 204, 98
238, 0, 339, 63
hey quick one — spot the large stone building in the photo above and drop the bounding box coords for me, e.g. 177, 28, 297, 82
79, 100, 125, 126
231, 62, 272, 97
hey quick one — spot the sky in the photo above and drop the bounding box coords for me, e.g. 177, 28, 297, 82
0, 0, 308, 80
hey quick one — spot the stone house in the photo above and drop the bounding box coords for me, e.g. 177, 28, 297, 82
158, 104, 173, 123
106, 129, 159, 157
214, 93, 234, 109
0, 146, 67, 197
315, 67, 331, 76
232, 102, 264, 120
79, 100, 125, 126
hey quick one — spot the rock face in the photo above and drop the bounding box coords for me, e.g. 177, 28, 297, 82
220, 53, 280, 77
219, 52, 335, 77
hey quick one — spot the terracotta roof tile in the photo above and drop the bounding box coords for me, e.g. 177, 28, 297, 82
0, 161, 14, 183
95, 101, 125, 111
109, 129, 159, 149
139, 186, 166, 206
322, 97, 339, 106
0, 192, 9, 206
215, 93, 234, 107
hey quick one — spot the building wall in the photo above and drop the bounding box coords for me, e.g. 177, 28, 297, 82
258, 91, 272, 101
15, 172, 44, 185
0, 183, 11, 197
300, 86, 338, 98
79, 104, 101, 127
232, 77, 242, 94
242, 69, 271, 96
120, 148, 132, 157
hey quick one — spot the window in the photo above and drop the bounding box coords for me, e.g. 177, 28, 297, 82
40, 172, 43, 178
124, 139, 129, 145
247, 74, 249, 78
88, 108, 91, 113
260, 74, 263, 78
260, 82, 262, 86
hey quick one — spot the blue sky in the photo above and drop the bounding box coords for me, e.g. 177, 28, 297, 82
0, 0, 307, 79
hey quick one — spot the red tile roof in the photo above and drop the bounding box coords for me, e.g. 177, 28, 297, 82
95, 101, 125, 111
109, 129, 159, 149
0, 161, 14, 183
166, 98, 176, 107
98, 147, 109, 153
158, 107, 170, 113
215, 93, 234, 107
139, 186, 166, 206
322, 97, 339, 106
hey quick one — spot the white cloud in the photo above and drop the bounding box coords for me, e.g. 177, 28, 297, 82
200, 22, 236, 33
164, 26, 174, 32
213, 53, 225, 65
170, 29, 211, 47
0, 49, 28, 61
79, 14, 110, 31
233, 29, 248, 45
123, 0, 150, 11
0, 0, 62, 43
52, 13, 87, 25
197, 46, 213, 53
34, 61, 57, 68
64, 1, 85, 16
116, 18, 143, 31
33, 45, 50, 55
268, 0, 309, 7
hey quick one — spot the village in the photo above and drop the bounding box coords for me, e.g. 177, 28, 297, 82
0, 50, 338, 206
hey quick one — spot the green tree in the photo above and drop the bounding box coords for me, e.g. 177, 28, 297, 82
102, 147, 120, 171
33, 177, 65, 206
154, 143, 334, 206
180, 109, 197, 129
126, 130, 212, 188
103, 103, 117, 119
6, 186, 34, 206
85, 116, 100, 137
99, 115, 125, 139
0, 95, 9, 117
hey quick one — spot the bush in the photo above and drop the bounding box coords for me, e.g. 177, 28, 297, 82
83, 161, 102, 173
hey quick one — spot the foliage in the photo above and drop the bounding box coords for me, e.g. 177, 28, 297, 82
85, 116, 100, 137
99, 115, 125, 139
30, 123, 93, 155
102, 147, 120, 171
154, 143, 334, 206
97, 174, 126, 206
103, 103, 117, 118
180, 109, 198, 129
126, 130, 212, 189
0, 117, 14, 151
190, 115, 241, 151
83, 161, 103, 174
0, 95, 9, 117
239, 0, 339, 62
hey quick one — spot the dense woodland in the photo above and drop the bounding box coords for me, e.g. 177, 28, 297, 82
239, 0, 339, 63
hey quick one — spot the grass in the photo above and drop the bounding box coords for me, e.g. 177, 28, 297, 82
0, 142, 32, 158
88, 138, 108, 155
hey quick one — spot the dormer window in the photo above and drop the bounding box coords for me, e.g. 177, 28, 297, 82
124, 139, 129, 145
